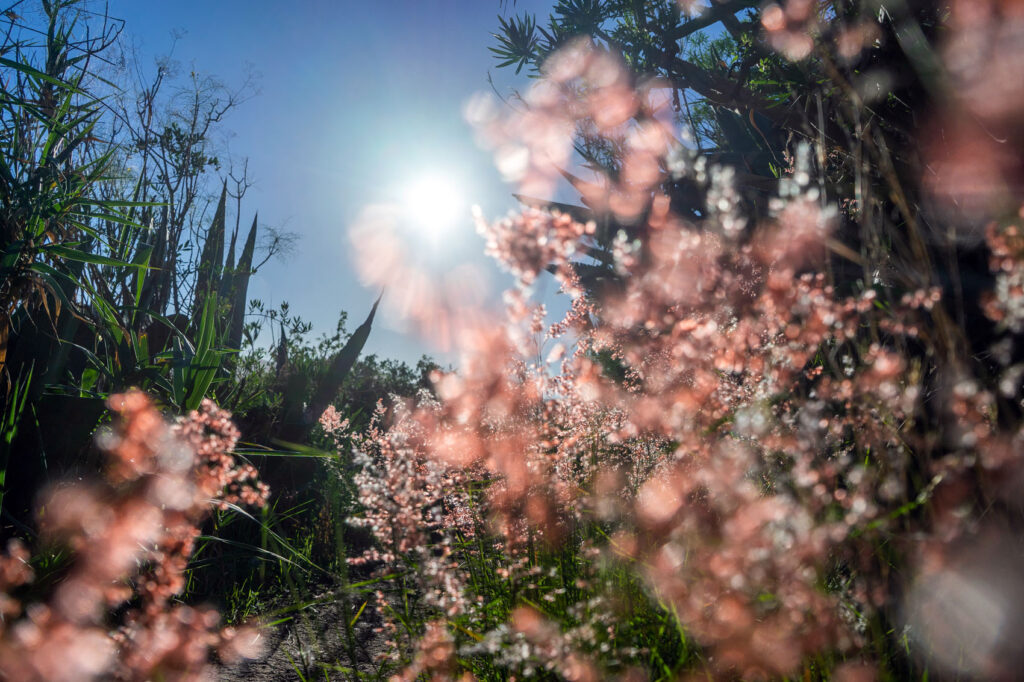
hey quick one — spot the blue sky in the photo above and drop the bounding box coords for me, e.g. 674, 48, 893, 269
104, 0, 562, 365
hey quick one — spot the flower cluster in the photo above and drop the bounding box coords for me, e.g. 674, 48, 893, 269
984, 217, 1024, 333
342, 394, 474, 660
338, 3, 1024, 679
0, 392, 267, 681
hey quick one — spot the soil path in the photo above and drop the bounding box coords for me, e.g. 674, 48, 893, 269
218, 586, 391, 681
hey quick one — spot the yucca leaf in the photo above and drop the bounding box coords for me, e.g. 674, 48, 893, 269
226, 213, 257, 351
274, 322, 288, 376
171, 336, 187, 406
78, 210, 143, 230
41, 244, 145, 268
297, 294, 381, 441
0, 362, 35, 514
183, 293, 223, 410
0, 57, 84, 92
83, 199, 164, 208
513, 193, 595, 225
191, 181, 228, 327
130, 244, 153, 327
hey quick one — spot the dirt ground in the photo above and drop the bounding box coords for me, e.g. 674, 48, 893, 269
217, 585, 392, 681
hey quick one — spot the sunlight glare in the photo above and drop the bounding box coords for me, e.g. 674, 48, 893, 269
401, 172, 466, 238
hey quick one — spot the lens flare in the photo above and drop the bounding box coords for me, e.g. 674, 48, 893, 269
401, 172, 466, 237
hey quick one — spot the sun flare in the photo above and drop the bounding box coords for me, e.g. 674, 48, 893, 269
401, 172, 466, 236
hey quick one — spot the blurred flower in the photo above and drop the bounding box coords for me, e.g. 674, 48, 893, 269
0, 392, 268, 682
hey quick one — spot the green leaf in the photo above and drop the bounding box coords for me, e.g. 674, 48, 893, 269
297, 294, 381, 440
0, 57, 84, 93
183, 294, 224, 410
171, 336, 187, 407
191, 181, 228, 326
42, 245, 147, 268
131, 245, 153, 327
227, 213, 258, 351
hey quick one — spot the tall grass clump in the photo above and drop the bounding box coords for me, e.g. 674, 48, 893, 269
329, 1, 1024, 679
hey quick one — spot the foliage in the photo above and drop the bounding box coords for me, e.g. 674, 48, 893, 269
487, 0, 964, 309
0, 0, 142, 520
0, 1, 320, 525
175, 299, 434, 626
0, 0, 124, 374
226, 300, 434, 448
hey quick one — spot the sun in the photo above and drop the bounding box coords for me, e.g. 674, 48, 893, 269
400, 172, 466, 237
